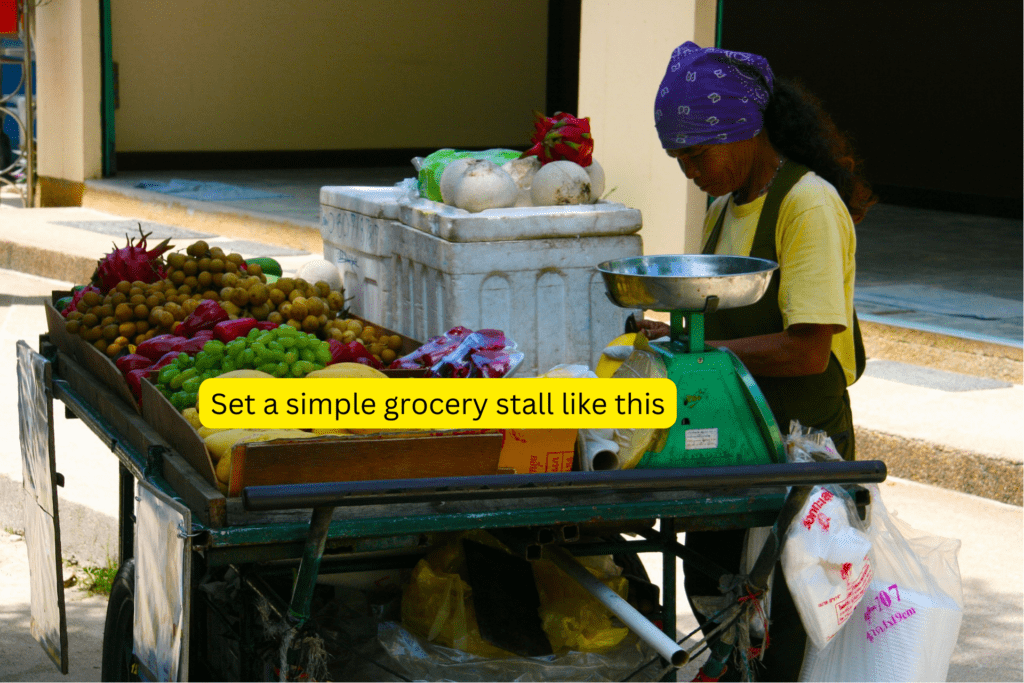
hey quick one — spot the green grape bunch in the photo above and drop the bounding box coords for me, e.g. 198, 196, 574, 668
155, 325, 333, 410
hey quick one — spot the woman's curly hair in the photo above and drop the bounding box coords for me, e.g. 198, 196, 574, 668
764, 79, 877, 223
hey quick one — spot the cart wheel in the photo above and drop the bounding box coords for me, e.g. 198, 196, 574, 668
101, 558, 136, 682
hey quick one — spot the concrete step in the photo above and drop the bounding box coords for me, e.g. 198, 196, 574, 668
82, 179, 324, 254
854, 321, 1022, 506
0, 205, 321, 284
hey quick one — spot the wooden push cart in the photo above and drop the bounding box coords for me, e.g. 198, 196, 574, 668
18, 334, 886, 681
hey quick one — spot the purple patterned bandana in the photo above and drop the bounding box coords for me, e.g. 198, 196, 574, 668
654, 42, 775, 149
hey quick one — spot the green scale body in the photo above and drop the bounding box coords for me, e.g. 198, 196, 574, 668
636, 309, 786, 468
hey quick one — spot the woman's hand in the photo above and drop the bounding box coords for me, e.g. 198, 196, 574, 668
635, 319, 671, 340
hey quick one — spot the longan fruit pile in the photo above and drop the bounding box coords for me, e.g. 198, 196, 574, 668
322, 318, 404, 365
264, 277, 346, 334
64, 280, 189, 357
164, 241, 266, 304
63, 239, 354, 357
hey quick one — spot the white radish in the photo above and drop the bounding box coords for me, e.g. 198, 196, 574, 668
530, 160, 593, 206
501, 156, 542, 207
296, 258, 343, 291
450, 159, 518, 212
584, 158, 605, 202
439, 158, 475, 206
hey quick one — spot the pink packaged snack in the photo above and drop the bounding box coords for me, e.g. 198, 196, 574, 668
388, 326, 472, 369
390, 326, 521, 377
469, 349, 525, 378
429, 329, 517, 378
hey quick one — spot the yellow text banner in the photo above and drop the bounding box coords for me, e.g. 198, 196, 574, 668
197, 378, 676, 430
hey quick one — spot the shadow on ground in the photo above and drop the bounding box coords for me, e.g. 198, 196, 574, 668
0, 593, 106, 682
947, 577, 1024, 682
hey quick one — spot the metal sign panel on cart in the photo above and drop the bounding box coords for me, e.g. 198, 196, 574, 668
16, 340, 69, 674
134, 479, 192, 682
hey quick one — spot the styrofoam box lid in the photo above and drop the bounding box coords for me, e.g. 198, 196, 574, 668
320, 185, 643, 242
397, 197, 643, 243
320, 186, 404, 220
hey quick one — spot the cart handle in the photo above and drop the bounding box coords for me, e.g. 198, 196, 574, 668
242, 460, 886, 511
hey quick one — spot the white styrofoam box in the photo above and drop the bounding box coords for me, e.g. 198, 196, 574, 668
320, 186, 643, 375
320, 187, 405, 324
320, 185, 404, 220
397, 196, 643, 242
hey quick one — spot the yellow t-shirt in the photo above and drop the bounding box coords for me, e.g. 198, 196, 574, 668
702, 172, 858, 385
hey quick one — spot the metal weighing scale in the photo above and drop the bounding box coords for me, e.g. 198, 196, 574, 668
598, 254, 787, 469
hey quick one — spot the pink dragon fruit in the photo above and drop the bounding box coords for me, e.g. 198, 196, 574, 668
60, 285, 101, 317
521, 112, 594, 167
92, 226, 172, 293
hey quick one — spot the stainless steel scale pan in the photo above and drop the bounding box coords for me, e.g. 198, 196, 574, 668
597, 254, 777, 312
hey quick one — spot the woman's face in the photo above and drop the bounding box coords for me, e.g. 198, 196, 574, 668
667, 140, 757, 198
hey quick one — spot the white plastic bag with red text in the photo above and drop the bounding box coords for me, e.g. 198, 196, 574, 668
781, 485, 873, 649
799, 485, 964, 682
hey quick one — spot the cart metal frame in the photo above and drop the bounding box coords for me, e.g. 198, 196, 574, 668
20, 335, 887, 681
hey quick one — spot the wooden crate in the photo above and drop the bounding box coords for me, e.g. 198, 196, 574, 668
142, 378, 219, 485
54, 351, 226, 527
142, 375, 505, 503
228, 430, 504, 497
45, 294, 141, 412
45, 294, 429, 412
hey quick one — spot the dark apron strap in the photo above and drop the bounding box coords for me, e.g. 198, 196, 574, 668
700, 161, 863, 456
702, 202, 727, 255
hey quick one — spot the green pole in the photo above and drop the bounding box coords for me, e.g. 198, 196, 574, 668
100, 0, 115, 176
670, 310, 685, 345
688, 312, 705, 354
715, 0, 724, 48
287, 505, 335, 625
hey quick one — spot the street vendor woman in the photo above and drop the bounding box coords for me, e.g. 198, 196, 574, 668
638, 42, 876, 680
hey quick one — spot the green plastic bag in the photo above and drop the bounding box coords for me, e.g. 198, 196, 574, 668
417, 148, 522, 203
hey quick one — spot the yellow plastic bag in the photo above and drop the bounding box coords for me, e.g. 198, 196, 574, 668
611, 334, 669, 469
401, 531, 631, 657
534, 550, 631, 653
401, 530, 513, 659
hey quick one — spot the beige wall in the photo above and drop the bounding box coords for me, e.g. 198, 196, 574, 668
111, 0, 548, 152
578, 0, 716, 256
35, 0, 103, 184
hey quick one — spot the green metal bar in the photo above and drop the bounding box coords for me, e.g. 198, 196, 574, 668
715, 0, 725, 48
722, 348, 788, 463
117, 464, 134, 566
205, 492, 787, 551
271, 552, 426, 577
286, 506, 335, 626
661, 517, 677, 681
566, 540, 665, 557
199, 507, 785, 567
99, 0, 115, 176
688, 312, 705, 353
670, 310, 685, 344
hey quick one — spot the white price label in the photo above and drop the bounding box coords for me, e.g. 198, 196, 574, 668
685, 428, 718, 450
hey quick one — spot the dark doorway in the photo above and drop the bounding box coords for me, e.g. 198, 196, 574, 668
720, 0, 1022, 218
546, 0, 581, 117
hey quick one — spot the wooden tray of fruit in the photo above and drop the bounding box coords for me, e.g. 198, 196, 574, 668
46, 229, 415, 401
45, 230, 549, 527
